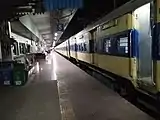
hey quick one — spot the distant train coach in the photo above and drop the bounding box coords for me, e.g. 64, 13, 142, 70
55, 0, 160, 108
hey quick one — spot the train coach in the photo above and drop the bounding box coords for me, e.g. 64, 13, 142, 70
56, 0, 160, 108
55, 40, 70, 58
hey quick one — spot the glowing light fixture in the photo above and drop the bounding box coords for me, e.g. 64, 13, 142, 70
55, 33, 58, 36
54, 37, 57, 40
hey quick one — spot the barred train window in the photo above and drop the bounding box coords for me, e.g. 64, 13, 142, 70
118, 37, 128, 54
105, 39, 111, 53
81, 43, 83, 51
84, 43, 87, 51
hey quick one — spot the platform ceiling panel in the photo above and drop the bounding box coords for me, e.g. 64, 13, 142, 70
11, 20, 39, 42
29, 12, 52, 46
29, 9, 76, 47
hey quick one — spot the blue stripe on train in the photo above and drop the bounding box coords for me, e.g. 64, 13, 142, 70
131, 29, 139, 58
68, 29, 140, 58
132, 23, 160, 60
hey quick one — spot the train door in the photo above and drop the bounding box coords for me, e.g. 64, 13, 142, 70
74, 38, 78, 61
67, 40, 70, 57
65, 42, 68, 57
90, 29, 98, 66
134, 2, 155, 85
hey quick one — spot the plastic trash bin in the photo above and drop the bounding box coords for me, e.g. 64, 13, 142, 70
13, 63, 28, 86
0, 61, 14, 86
0, 68, 13, 85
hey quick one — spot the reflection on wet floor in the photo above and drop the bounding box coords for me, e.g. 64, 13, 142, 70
31, 53, 58, 82
51, 53, 57, 80
36, 62, 40, 73
0, 52, 61, 120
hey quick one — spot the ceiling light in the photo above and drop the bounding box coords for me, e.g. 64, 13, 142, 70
17, 6, 32, 9
55, 33, 58, 36
54, 37, 57, 40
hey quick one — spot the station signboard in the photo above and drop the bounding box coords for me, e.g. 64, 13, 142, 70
57, 23, 64, 32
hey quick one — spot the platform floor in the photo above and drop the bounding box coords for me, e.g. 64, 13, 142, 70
0, 52, 154, 120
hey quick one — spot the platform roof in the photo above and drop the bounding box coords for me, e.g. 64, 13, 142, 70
1, 0, 131, 47
59, 0, 131, 44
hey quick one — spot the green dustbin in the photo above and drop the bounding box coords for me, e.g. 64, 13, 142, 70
13, 63, 28, 86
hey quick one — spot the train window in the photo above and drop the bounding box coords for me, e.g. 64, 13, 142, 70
76, 42, 88, 52
81, 43, 83, 51
89, 40, 94, 53
84, 43, 87, 51
104, 39, 111, 53
117, 37, 128, 55
77, 45, 79, 51
102, 34, 129, 56
22, 43, 26, 54
79, 44, 82, 51
19, 43, 26, 54
110, 38, 118, 53
75, 44, 78, 51
79, 44, 81, 51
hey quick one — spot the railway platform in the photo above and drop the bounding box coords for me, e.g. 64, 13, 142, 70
0, 51, 154, 120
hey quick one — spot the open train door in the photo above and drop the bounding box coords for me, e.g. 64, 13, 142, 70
90, 29, 98, 66
134, 2, 155, 86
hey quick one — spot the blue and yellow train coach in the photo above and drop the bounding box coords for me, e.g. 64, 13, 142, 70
74, 32, 94, 64
55, 40, 69, 58
69, 36, 77, 60
56, 0, 160, 105
95, 13, 138, 83
72, 12, 139, 97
